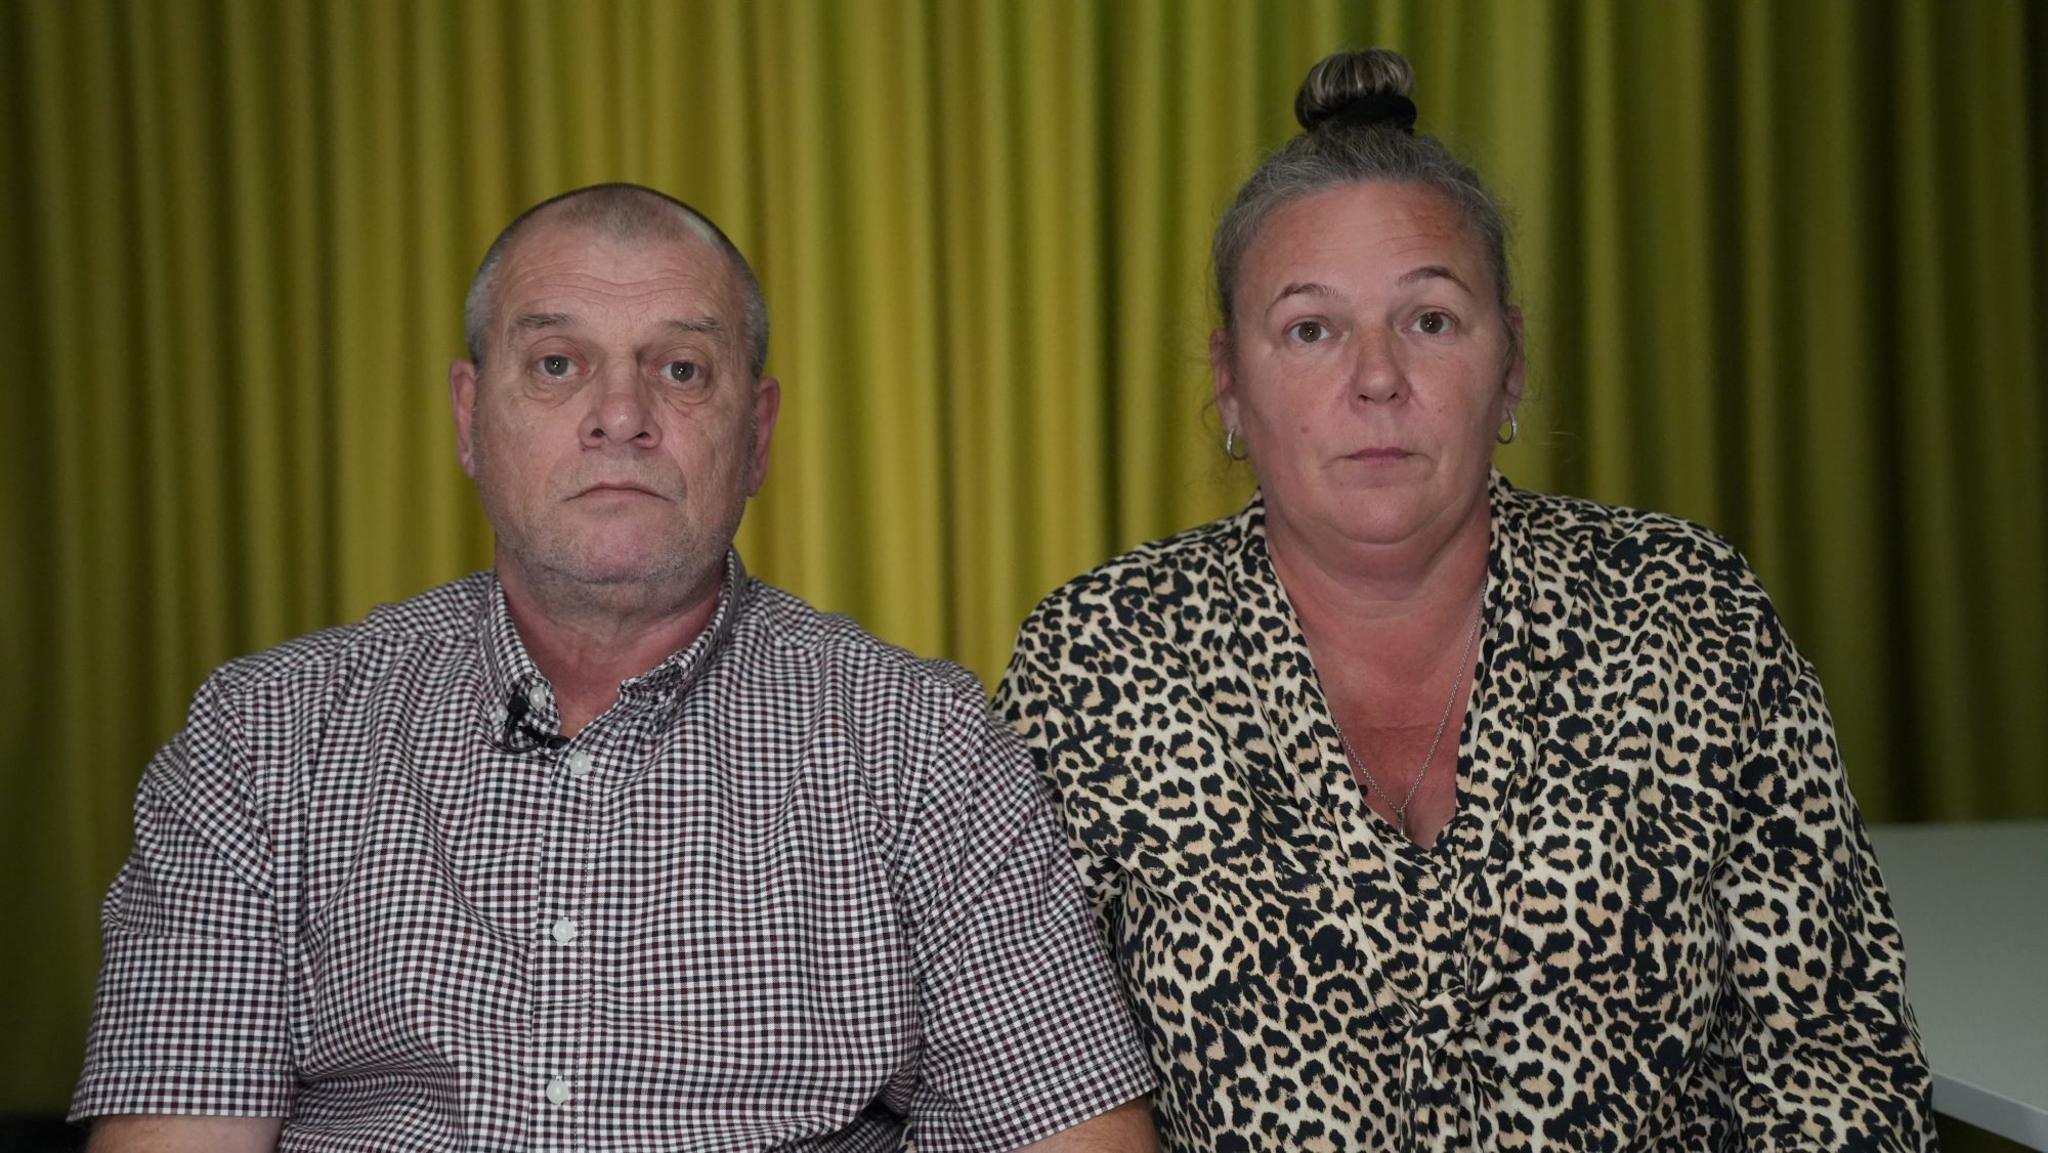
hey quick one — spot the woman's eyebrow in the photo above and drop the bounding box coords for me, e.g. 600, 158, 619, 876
1268, 281, 1338, 312
1396, 264, 1472, 293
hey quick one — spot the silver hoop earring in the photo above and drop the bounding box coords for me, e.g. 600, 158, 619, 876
1224, 428, 1250, 460
1496, 410, 1519, 445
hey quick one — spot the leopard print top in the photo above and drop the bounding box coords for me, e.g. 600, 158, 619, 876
995, 474, 1934, 1152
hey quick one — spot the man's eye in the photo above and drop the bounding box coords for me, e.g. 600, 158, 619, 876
666, 361, 700, 384
1287, 320, 1327, 344
540, 355, 573, 377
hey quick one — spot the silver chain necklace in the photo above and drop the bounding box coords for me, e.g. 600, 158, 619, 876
1334, 585, 1487, 840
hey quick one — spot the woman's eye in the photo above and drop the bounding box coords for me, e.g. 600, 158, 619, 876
666, 360, 699, 384
540, 355, 573, 377
1287, 320, 1328, 344
1414, 311, 1455, 336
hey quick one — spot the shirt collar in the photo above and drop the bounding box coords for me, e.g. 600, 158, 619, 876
475, 551, 753, 739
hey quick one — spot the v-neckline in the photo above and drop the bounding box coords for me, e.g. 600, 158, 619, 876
1220, 473, 1549, 1010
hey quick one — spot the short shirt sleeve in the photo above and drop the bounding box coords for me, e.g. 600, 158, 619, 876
70, 673, 295, 1120
894, 682, 1155, 1151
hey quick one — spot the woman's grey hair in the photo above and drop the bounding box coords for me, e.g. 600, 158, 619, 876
463, 183, 771, 378
1213, 48, 1516, 359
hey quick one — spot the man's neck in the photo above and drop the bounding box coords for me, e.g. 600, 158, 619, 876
497, 560, 725, 737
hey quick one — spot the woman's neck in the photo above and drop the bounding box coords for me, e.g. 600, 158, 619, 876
1265, 493, 1491, 677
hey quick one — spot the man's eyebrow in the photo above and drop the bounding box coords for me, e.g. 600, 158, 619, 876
510, 312, 574, 332
1396, 264, 1473, 293
663, 317, 727, 339
507, 314, 729, 340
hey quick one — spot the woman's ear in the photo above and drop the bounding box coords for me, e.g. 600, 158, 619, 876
1211, 327, 1240, 431
1503, 306, 1527, 409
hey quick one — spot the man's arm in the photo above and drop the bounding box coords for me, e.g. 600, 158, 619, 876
71, 674, 296, 1131
891, 675, 1157, 1151
1014, 1098, 1158, 1153
88, 1115, 282, 1153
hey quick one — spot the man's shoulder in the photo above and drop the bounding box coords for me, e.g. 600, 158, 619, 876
740, 579, 989, 710
207, 573, 492, 699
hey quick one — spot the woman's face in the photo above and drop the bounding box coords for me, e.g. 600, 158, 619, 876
1214, 180, 1522, 562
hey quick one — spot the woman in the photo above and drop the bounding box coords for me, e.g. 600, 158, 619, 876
996, 49, 1933, 1151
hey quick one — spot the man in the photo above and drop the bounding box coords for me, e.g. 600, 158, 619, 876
72, 184, 1158, 1152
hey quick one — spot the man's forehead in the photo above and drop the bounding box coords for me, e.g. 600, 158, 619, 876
499, 216, 723, 279
492, 222, 741, 323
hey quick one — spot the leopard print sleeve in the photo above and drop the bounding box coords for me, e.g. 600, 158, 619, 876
994, 612, 1126, 933
1716, 602, 1937, 1151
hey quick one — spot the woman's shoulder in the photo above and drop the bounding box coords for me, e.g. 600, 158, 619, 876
1503, 482, 1780, 649
1010, 507, 1248, 665
1508, 483, 1761, 590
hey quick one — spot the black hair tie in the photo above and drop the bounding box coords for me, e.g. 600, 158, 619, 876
1325, 92, 1418, 134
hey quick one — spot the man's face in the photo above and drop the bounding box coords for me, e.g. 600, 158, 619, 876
450, 219, 779, 610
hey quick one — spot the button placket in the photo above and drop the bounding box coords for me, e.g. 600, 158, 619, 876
535, 733, 602, 1144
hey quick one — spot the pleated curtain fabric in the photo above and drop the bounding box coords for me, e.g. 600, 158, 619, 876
2, 0, 2044, 1117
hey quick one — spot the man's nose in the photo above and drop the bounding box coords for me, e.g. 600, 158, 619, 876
1352, 327, 1404, 403
581, 365, 660, 447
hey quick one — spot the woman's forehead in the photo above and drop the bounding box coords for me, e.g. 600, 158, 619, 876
1247, 182, 1487, 295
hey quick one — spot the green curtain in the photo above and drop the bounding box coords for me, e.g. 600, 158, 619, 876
3, 0, 2044, 1119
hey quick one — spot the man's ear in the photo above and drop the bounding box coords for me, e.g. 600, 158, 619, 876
746, 375, 782, 496
450, 358, 480, 479
1209, 328, 1240, 433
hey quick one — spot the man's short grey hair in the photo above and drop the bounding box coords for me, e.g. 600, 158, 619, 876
1213, 48, 1517, 363
463, 183, 770, 378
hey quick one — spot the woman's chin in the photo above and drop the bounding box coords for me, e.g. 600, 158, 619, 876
1283, 493, 1481, 561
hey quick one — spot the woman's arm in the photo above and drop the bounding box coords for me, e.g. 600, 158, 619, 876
1716, 615, 1936, 1151
993, 637, 1125, 927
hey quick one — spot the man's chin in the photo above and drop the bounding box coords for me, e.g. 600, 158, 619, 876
492, 517, 733, 604
504, 542, 709, 597
557, 555, 699, 589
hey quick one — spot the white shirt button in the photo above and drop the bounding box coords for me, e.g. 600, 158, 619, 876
551, 917, 577, 944
565, 751, 594, 779
545, 1076, 572, 1106
531, 683, 554, 710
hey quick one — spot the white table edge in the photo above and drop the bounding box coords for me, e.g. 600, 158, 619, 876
1936, 1073, 2048, 1149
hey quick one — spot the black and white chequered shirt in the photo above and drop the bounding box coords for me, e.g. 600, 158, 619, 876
73, 555, 1155, 1150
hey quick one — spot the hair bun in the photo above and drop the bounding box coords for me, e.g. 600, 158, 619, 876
1294, 48, 1419, 133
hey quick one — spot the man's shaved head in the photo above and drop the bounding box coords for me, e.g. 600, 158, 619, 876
464, 183, 769, 376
